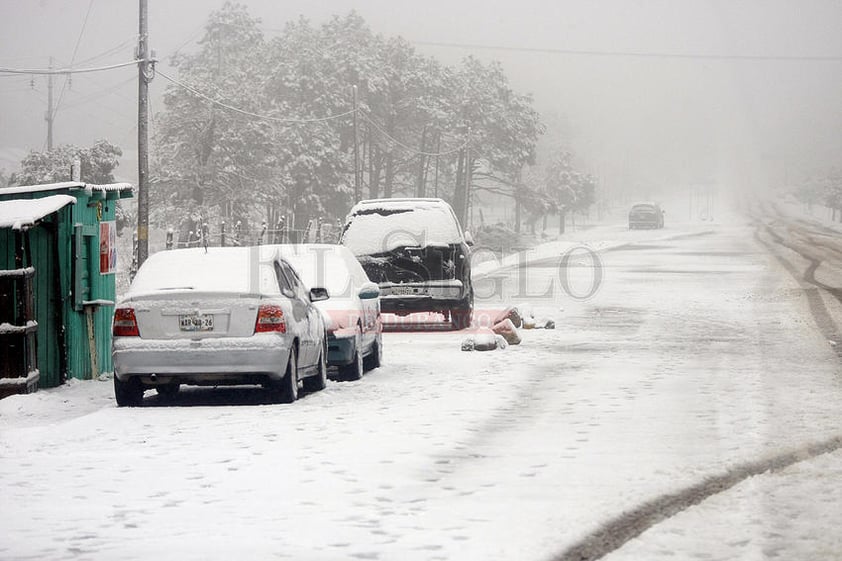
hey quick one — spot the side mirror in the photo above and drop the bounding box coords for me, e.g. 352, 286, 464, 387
464, 230, 475, 246
309, 287, 330, 302
358, 282, 380, 300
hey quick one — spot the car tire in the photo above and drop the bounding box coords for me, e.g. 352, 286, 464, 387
303, 341, 328, 392
114, 376, 144, 407
278, 346, 299, 403
451, 307, 473, 330
363, 332, 382, 371
339, 330, 364, 381
155, 383, 180, 399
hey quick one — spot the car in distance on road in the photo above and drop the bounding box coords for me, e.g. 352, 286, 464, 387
268, 244, 382, 381
628, 202, 665, 229
340, 198, 474, 329
111, 246, 329, 406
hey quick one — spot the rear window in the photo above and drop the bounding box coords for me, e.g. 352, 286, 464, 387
129, 248, 279, 295
342, 204, 462, 256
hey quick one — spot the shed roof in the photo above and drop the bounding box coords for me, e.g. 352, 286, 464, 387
0, 195, 76, 231
0, 181, 133, 197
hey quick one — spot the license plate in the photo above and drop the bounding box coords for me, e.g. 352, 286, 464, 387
179, 314, 214, 331
391, 286, 417, 295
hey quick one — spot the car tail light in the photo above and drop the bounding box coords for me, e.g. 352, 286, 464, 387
255, 304, 286, 333
113, 308, 139, 337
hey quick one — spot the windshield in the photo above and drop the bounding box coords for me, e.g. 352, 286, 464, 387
342, 204, 462, 255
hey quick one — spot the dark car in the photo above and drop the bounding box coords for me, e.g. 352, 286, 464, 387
628, 202, 665, 229
340, 198, 474, 329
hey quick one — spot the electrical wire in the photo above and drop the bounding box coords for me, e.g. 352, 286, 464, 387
72, 37, 137, 67
60, 75, 136, 110
0, 59, 141, 75
413, 40, 842, 62
156, 69, 357, 124
361, 112, 470, 157
55, 0, 96, 116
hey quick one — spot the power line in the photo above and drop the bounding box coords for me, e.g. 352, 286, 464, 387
0, 59, 142, 75
156, 69, 358, 124
60, 75, 136, 110
72, 37, 137, 67
413, 40, 842, 62
55, 0, 96, 116
159, 68, 472, 155
361, 112, 470, 157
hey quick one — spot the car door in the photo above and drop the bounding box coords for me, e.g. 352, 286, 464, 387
279, 260, 320, 369
348, 257, 379, 349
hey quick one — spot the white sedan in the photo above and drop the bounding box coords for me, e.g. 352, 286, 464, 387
112, 247, 329, 405
265, 244, 382, 381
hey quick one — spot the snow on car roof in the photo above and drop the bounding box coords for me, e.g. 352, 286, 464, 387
342, 199, 463, 255
0, 195, 76, 230
127, 247, 278, 297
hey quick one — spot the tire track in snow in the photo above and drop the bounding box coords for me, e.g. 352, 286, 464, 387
753, 205, 842, 355
549, 214, 842, 561
550, 435, 842, 561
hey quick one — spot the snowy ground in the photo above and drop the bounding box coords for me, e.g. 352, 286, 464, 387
2, 206, 842, 561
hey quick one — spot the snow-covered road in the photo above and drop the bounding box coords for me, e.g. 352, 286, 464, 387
2, 212, 842, 561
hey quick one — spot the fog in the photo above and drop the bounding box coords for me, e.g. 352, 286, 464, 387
1, 0, 841, 196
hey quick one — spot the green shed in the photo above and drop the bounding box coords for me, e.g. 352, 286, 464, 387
0, 181, 133, 397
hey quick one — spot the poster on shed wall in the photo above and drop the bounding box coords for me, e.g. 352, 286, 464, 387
99, 221, 117, 275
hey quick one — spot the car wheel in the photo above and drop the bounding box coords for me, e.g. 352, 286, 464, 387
451, 307, 473, 330
339, 330, 364, 381
278, 346, 299, 403
155, 383, 180, 399
114, 376, 144, 407
303, 341, 328, 392
363, 332, 382, 371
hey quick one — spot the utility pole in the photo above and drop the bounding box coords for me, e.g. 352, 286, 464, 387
463, 128, 472, 229
433, 133, 441, 198
352, 84, 360, 203
46, 57, 54, 150
136, 0, 150, 266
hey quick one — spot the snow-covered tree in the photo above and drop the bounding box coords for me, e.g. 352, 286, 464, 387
152, 5, 548, 237
545, 151, 596, 233
154, 2, 272, 234
12, 139, 122, 185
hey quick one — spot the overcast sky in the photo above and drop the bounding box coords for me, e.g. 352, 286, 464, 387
1, 0, 841, 194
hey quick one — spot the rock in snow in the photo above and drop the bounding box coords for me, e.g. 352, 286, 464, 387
462, 328, 508, 351
492, 318, 522, 345
493, 306, 523, 328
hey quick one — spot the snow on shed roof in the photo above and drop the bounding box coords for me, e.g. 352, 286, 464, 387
0, 195, 76, 230
0, 181, 133, 196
